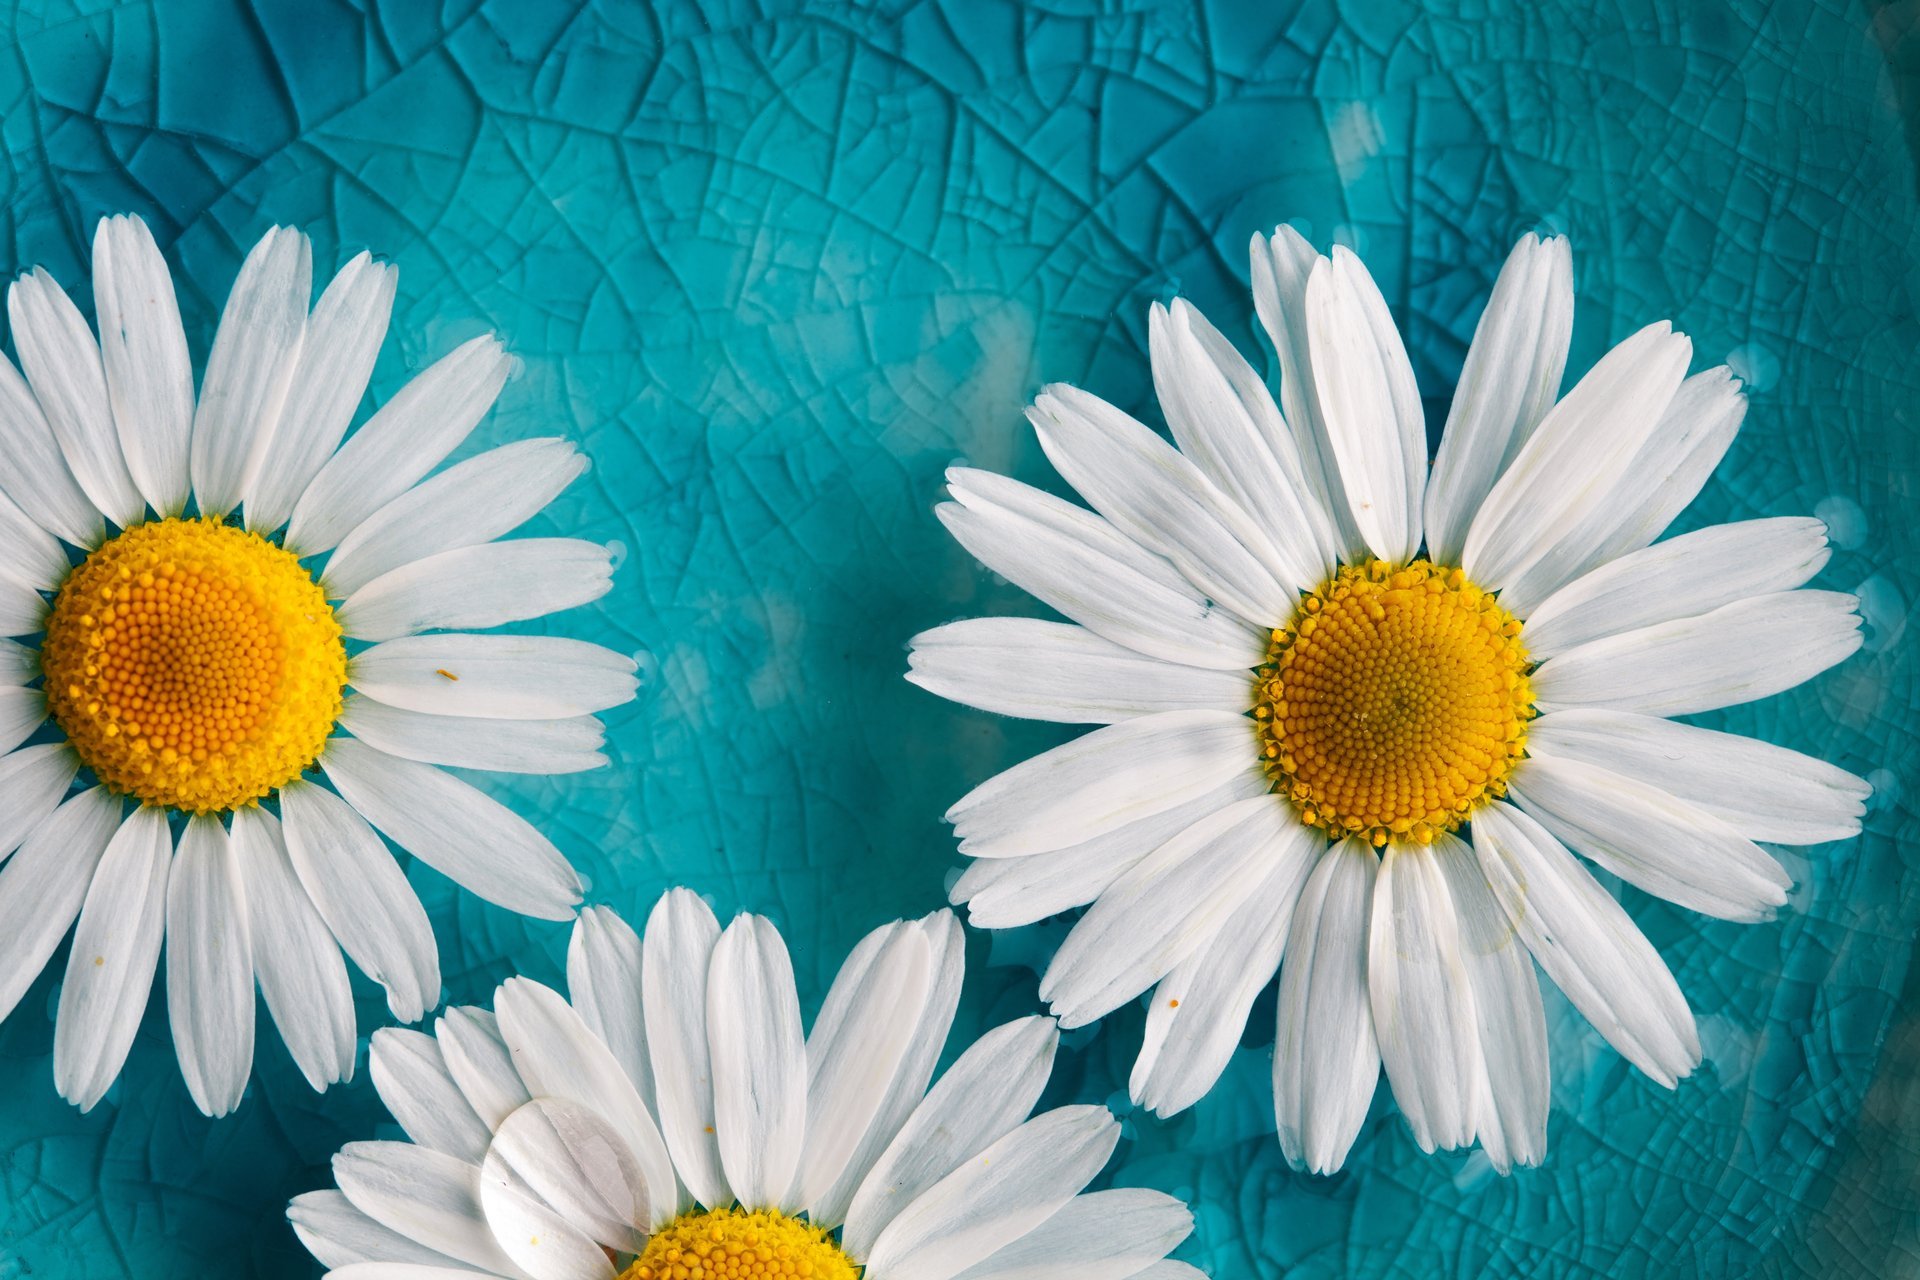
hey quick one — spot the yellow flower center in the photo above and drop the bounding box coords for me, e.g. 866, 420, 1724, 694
621, 1207, 859, 1280
1253, 559, 1532, 845
41, 517, 347, 814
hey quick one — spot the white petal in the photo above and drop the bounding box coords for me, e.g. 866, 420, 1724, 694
566, 906, 652, 1112
641, 888, 728, 1210
939, 467, 1264, 671
9, 267, 143, 526
1302, 250, 1423, 564
288, 335, 509, 555
481, 1097, 648, 1254
190, 225, 312, 516
950, 1189, 1192, 1280
436, 1006, 531, 1131
279, 779, 439, 1022
0, 744, 83, 865
494, 977, 677, 1226
1531, 590, 1862, 717
1470, 802, 1699, 1086
1429, 833, 1547, 1172
326, 438, 588, 597
1507, 755, 1791, 922
166, 815, 256, 1117
0, 488, 69, 588
333, 1141, 522, 1275
350, 634, 640, 721
477, 1168, 615, 1280
372, 1028, 494, 1163
93, 214, 194, 516
321, 739, 584, 920
1463, 322, 1693, 591
0, 350, 100, 545
907, 618, 1250, 724
1525, 707, 1869, 845
0, 685, 45, 754
1150, 297, 1337, 585
1423, 233, 1573, 564
324, 1266, 505, 1280
1029, 384, 1300, 619
863, 1106, 1119, 1280
1040, 795, 1297, 1028
1369, 844, 1482, 1153
338, 539, 614, 642
1273, 840, 1380, 1175
288, 1189, 463, 1270
0, 575, 47, 637
1130, 818, 1319, 1117
232, 805, 356, 1091
53, 806, 169, 1111
842, 1016, 1058, 1260
706, 914, 807, 1211
339, 698, 606, 776
0, 638, 34, 685
946, 710, 1258, 858
0, 787, 120, 1024
1520, 517, 1831, 657
1127, 1266, 1210, 1280
247, 252, 397, 532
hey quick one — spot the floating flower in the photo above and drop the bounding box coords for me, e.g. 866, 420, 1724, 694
910, 229, 1868, 1173
0, 215, 638, 1116
289, 890, 1201, 1280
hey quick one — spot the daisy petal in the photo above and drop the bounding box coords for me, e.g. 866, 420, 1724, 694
288, 1189, 463, 1270
288, 334, 509, 555
1273, 840, 1380, 1175
325, 1266, 504, 1280
279, 779, 439, 1022
0, 350, 100, 545
950, 1188, 1192, 1280
0, 787, 121, 1025
53, 806, 169, 1112
93, 215, 194, 516
939, 467, 1264, 670
1423, 234, 1573, 564
0, 577, 47, 637
946, 710, 1258, 858
1531, 590, 1862, 717
0, 488, 68, 589
333, 1141, 523, 1275
707, 915, 807, 1212
190, 225, 312, 517
339, 696, 607, 775
167, 815, 256, 1117
351, 634, 641, 720
321, 739, 584, 920
482, 1097, 649, 1255
1470, 801, 1699, 1086
1526, 708, 1869, 845
435, 1007, 531, 1131
0, 686, 45, 755
371, 1028, 493, 1164
0, 745, 84, 865
642, 888, 728, 1210
477, 1169, 616, 1280
567, 906, 653, 1112
337, 538, 614, 642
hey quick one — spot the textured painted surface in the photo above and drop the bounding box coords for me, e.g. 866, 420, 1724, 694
0, 1, 1915, 1276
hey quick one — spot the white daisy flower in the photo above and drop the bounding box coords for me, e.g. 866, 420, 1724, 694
909, 228, 1870, 1174
0, 215, 639, 1117
288, 890, 1202, 1280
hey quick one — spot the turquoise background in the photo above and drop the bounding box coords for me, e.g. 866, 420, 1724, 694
0, 0, 1915, 1275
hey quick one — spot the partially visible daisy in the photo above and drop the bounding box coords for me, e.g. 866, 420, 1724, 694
0, 215, 639, 1116
910, 228, 1869, 1173
288, 889, 1202, 1280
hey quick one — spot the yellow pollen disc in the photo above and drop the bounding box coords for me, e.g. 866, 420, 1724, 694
620, 1207, 860, 1280
41, 517, 347, 814
1252, 558, 1533, 845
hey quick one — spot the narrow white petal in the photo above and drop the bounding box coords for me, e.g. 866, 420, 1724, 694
372, 1028, 494, 1163
333, 1141, 523, 1275
167, 814, 256, 1117
706, 914, 807, 1211
351, 634, 640, 721
9, 267, 144, 525
1332, 247, 1427, 552
1526, 707, 1869, 845
436, 1006, 531, 1131
247, 252, 397, 532
325, 1266, 505, 1280
0, 488, 69, 588
232, 805, 356, 1090
477, 1170, 616, 1280
190, 225, 312, 516
481, 1097, 649, 1255
1507, 755, 1790, 922
1470, 802, 1699, 1085
566, 906, 652, 1112
279, 779, 439, 1022
1423, 234, 1573, 563
93, 214, 194, 515
0, 787, 121, 1024
946, 710, 1258, 858
0, 575, 47, 637
1520, 517, 1831, 657
1531, 590, 1862, 717
0, 685, 45, 755
1130, 818, 1319, 1117
939, 467, 1264, 671
0, 744, 83, 865
338, 538, 614, 642
322, 739, 584, 920
1040, 795, 1296, 1028
288, 1189, 463, 1270
340, 697, 606, 776
0, 349, 100, 545
1273, 840, 1380, 1175
842, 1016, 1058, 1260
0, 638, 33, 685
641, 888, 728, 1210
288, 335, 509, 555
949, 1188, 1193, 1280
54, 806, 169, 1111
326, 438, 588, 597
1127, 1266, 1210, 1280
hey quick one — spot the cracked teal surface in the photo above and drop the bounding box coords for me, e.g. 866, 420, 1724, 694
0, 1, 1916, 1276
